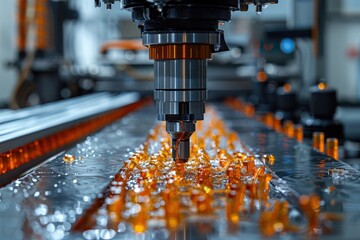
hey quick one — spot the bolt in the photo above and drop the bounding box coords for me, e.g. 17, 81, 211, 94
256, 4, 262, 14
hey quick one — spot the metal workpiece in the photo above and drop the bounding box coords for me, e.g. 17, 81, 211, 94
0, 106, 158, 240
166, 121, 196, 162
0, 92, 140, 153
2, 104, 360, 239
0, 92, 146, 186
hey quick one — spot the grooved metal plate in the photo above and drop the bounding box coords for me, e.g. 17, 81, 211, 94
0, 104, 359, 239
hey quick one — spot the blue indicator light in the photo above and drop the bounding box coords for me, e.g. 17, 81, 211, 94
280, 38, 295, 54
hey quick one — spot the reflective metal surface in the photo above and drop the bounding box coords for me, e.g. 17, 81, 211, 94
154, 60, 207, 89
217, 103, 360, 239
0, 104, 360, 239
0, 92, 140, 153
143, 32, 221, 46
0, 107, 157, 240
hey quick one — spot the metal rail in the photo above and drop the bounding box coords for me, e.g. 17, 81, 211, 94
0, 92, 140, 153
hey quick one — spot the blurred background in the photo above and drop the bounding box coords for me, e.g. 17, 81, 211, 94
1, 0, 360, 160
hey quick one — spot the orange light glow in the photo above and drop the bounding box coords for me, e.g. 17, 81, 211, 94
73, 107, 280, 235
312, 132, 325, 153
226, 98, 328, 237
257, 71, 268, 82
326, 138, 339, 160
294, 125, 303, 142
283, 120, 295, 138
318, 83, 327, 90
283, 83, 292, 93
71, 102, 328, 237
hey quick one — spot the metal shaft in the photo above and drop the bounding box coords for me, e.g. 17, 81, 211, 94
154, 59, 207, 121
154, 58, 207, 162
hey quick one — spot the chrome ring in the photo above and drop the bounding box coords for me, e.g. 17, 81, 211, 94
142, 32, 221, 46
